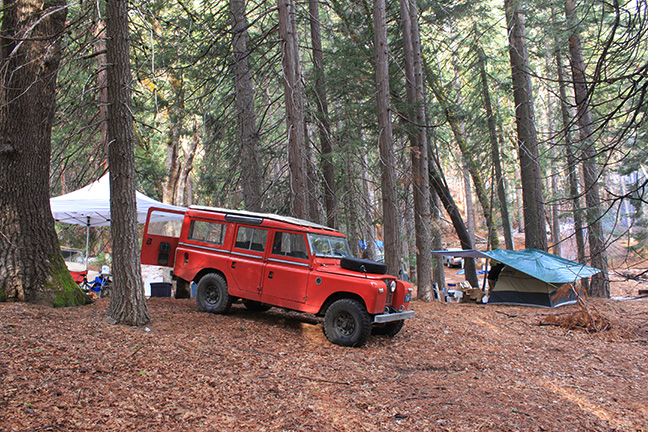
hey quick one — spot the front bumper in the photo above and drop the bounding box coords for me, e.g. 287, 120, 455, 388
373, 310, 415, 323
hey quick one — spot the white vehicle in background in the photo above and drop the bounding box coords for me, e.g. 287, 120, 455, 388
442, 248, 464, 268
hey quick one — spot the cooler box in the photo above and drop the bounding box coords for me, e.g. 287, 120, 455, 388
150, 282, 172, 297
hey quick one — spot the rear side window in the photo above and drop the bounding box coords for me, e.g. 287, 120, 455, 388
147, 211, 184, 238
188, 220, 226, 245
234, 226, 268, 252
271, 231, 309, 260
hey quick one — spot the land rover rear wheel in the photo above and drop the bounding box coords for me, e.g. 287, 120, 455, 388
196, 273, 232, 313
323, 299, 371, 347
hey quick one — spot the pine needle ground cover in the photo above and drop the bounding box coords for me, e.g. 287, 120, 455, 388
1, 282, 647, 431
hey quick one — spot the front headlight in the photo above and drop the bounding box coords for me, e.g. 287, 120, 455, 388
389, 280, 396, 292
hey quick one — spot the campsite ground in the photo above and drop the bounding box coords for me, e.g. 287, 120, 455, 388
1, 276, 647, 431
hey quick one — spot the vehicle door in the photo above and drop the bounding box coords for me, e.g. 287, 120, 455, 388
262, 230, 311, 304
229, 225, 269, 294
141, 208, 186, 267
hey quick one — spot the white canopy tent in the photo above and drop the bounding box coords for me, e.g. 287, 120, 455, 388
50, 174, 186, 267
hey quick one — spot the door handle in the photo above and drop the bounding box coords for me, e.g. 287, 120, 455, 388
268, 271, 273, 279
231, 262, 236, 269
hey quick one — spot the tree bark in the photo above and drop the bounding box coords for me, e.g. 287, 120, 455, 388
505, 0, 548, 251
400, 0, 434, 300
373, 0, 401, 277
278, 0, 308, 219
0, 0, 88, 306
308, 0, 337, 228
105, 0, 150, 326
231, 0, 263, 211
565, 0, 610, 297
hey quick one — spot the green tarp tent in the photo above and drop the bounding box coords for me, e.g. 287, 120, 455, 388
431, 248, 601, 307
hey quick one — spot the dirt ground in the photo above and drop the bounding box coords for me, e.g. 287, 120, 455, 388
1, 277, 647, 432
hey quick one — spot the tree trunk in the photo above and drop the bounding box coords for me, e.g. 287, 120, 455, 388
425, 61, 498, 250
505, 0, 548, 251
373, 0, 401, 277
0, 0, 88, 306
476, 41, 514, 250
428, 154, 479, 288
176, 121, 199, 207
361, 147, 378, 260
308, 0, 337, 228
565, 0, 610, 297
545, 49, 562, 257
429, 187, 446, 294
95, 19, 110, 166
278, 0, 308, 219
400, 0, 434, 299
556, 48, 587, 275
105, 0, 150, 326
231, 0, 263, 211
163, 74, 182, 205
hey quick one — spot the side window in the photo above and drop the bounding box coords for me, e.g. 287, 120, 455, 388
146, 211, 184, 238
272, 231, 309, 260
188, 220, 226, 245
234, 226, 268, 252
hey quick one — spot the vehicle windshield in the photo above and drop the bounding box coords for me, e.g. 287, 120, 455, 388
308, 234, 351, 257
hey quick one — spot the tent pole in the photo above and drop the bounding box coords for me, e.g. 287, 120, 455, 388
85, 216, 90, 271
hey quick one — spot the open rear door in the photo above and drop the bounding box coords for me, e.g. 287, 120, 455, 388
141, 207, 186, 267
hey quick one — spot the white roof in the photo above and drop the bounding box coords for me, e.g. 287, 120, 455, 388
190, 205, 337, 232
51, 174, 186, 227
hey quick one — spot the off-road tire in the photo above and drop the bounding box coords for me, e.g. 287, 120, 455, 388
243, 300, 272, 312
196, 273, 232, 313
372, 320, 404, 337
323, 299, 372, 347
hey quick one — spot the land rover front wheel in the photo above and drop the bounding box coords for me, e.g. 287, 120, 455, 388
196, 273, 232, 313
372, 320, 404, 337
323, 299, 371, 347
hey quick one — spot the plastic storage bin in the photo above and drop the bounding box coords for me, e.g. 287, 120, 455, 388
150, 282, 172, 297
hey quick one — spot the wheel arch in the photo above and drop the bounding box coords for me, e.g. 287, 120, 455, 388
317, 292, 368, 317
192, 268, 227, 285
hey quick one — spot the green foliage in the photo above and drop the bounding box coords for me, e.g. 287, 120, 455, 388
44, 0, 648, 267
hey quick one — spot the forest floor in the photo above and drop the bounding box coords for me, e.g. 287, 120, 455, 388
1, 275, 647, 432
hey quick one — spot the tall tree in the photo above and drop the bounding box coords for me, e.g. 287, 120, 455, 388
556, 47, 588, 287
505, 0, 548, 251
475, 40, 514, 250
231, 0, 263, 211
0, 0, 87, 306
564, 0, 609, 297
373, 0, 401, 277
544, 49, 562, 257
400, 0, 434, 299
308, 0, 337, 228
428, 151, 479, 288
278, 0, 308, 219
425, 61, 499, 250
105, 0, 150, 326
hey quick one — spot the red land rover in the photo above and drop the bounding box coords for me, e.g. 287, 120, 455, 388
141, 206, 414, 347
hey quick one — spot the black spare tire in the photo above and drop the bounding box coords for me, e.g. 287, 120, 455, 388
340, 256, 387, 275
